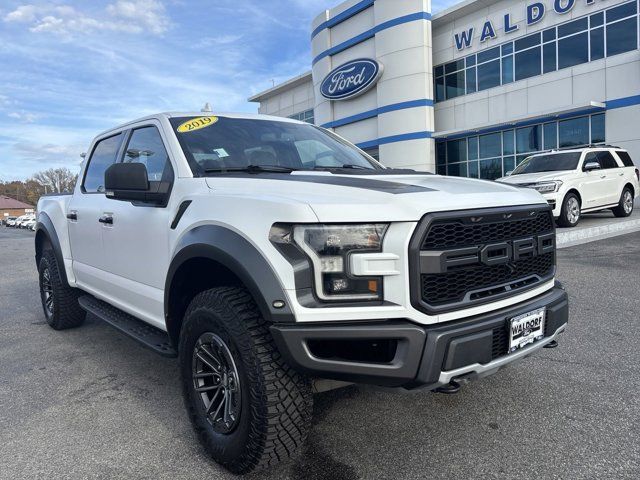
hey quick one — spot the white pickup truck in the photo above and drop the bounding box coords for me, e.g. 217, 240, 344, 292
36, 112, 568, 474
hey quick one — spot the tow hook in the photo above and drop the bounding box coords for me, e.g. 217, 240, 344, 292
544, 340, 558, 349
435, 380, 462, 395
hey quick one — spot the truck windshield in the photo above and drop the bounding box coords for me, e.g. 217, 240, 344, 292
511, 152, 582, 175
169, 116, 382, 174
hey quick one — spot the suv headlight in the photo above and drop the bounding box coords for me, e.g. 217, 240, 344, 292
270, 224, 388, 301
532, 181, 562, 193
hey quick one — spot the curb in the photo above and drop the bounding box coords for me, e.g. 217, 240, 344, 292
557, 218, 640, 249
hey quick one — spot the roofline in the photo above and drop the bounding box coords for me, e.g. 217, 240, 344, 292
93, 111, 308, 140
431, 0, 487, 27
248, 71, 313, 103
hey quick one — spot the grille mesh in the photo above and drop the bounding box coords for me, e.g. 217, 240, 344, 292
421, 253, 555, 306
421, 213, 554, 250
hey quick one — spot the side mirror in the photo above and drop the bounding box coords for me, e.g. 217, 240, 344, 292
584, 161, 601, 172
105, 163, 168, 204
505, 170, 513, 176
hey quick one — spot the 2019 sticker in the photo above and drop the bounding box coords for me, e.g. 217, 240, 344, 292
176, 116, 218, 133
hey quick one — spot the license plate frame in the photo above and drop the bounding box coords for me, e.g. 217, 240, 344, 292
508, 307, 546, 353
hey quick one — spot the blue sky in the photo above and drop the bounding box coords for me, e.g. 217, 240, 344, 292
0, 0, 458, 180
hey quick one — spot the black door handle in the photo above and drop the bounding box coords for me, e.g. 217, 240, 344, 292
66, 212, 77, 221
98, 215, 113, 225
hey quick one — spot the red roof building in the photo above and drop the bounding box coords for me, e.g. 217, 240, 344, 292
0, 195, 35, 219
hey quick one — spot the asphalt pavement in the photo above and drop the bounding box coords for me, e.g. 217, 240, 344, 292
0, 226, 638, 479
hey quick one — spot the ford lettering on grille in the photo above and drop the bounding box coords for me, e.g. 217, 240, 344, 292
420, 233, 555, 274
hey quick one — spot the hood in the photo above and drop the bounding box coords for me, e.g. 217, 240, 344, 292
497, 170, 575, 184
205, 172, 546, 222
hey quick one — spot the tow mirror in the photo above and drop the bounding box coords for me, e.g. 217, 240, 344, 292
104, 163, 169, 205
584, 162, 601, 172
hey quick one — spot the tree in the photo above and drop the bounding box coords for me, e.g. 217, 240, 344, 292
32, 167, 78, 194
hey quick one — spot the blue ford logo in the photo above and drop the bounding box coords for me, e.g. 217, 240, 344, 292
320, 59, 383, 101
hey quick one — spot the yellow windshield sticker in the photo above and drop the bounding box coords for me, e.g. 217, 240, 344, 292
176, 116, 218, 133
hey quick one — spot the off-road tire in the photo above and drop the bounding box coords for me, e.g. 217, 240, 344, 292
38, 250, 85, 329
557, 193, 581, 228
179, 287, 312, 475
612, 187, 634, 218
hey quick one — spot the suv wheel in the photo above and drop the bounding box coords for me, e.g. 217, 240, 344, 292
557, 193, 581, 228
38, 250, 85, 329
179, 287, 312, 474
612, 187, 634, 218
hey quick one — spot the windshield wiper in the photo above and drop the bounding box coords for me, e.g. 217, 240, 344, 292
203, 164, 299, 174
313, 164, 373, 171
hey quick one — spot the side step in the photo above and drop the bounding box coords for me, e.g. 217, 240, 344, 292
78, 296, 177, 358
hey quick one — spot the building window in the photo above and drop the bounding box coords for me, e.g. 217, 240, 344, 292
289, 109, 315, 124
363, 147, 380, 160
436, 113, 605, 180
434, 1, 639, 102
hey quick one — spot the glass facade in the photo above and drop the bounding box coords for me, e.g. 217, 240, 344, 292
436, 113, 606, 180
434, 1, 639, 102
289, 109, 315, 124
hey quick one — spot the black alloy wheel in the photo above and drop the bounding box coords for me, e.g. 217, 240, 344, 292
192, 332, 242, 434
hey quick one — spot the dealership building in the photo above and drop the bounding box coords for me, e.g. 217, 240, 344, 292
249, 0, 640, 179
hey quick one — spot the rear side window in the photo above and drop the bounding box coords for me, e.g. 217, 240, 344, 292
597, 151, 619, 169
83, 133, 123, 193
616, 151, 635, 167
122, 126, 172, 182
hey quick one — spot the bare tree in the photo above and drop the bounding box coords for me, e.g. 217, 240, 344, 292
32, 168, 78, 194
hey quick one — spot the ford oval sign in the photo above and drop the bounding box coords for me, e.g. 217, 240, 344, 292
320, 59, 383, 101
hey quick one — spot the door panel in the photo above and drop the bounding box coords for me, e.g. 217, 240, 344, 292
68, 132, 123, 288
100, 124, 175, 327
580, 152, 618, 208
67, 193, 107, 278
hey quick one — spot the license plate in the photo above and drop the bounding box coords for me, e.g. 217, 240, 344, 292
508, 307, 546, 353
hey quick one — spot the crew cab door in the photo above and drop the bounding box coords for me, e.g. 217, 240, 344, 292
100, 123, 175, 327
68, 132, 124, 288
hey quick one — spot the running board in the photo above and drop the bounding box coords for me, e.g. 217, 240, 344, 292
78, 296, 177, 358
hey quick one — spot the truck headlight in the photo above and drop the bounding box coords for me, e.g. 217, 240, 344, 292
532, 181, 562, 193
270, 224, 388, 301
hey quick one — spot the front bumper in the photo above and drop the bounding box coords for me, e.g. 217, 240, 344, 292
541, 193, 561, 217
271, 285, 568, 390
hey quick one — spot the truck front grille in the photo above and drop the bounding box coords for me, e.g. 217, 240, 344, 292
421, 252, 555, 306
410, 206, 556, 314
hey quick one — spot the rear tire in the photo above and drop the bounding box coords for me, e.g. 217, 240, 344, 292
612, 187, 634, 218
38, 250, 85, 330
557, 193, 581, 228
179, 287, 312, 474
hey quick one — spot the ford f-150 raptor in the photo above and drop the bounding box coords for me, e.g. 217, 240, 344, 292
36, 112, 568, 474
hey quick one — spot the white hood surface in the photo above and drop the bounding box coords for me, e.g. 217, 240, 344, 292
206, 172, 546, 222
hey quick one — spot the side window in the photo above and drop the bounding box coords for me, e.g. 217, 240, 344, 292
597, 151, 619, 169
123, 126, 172, 181
616, 151, 635, 167
83, 133, 123, 193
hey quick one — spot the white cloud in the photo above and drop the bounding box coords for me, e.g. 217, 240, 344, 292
106, 0, 169, 35
3, 5, 38, 23
7, 111, 40, 123
3, 1, 170, 37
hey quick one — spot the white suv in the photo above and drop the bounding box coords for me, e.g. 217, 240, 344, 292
498, 146, 639, 227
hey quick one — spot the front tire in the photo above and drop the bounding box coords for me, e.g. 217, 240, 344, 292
557, 193, 581, 228
612, 187, 634, 218
179, 287, 312, 474
38, 250, 85, 330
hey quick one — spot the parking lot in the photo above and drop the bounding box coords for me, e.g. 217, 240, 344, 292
1, 225, 639, 479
